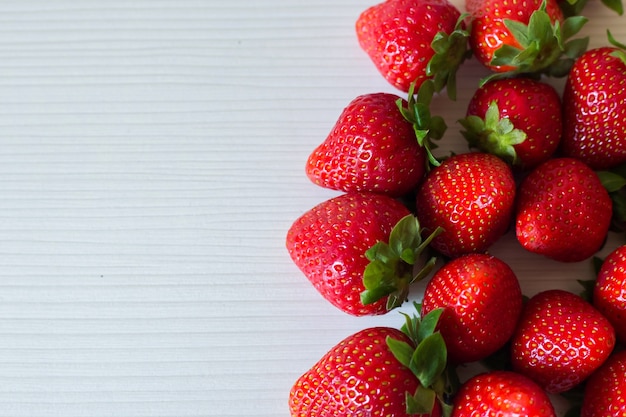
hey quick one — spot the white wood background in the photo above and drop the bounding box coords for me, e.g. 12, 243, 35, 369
0, 1, 623, 416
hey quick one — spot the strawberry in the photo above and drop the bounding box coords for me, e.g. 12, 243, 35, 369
289, 308, 453, 416
560, 32, 626, 170
355, 0, 470, 98
286, 192, 440, 316
451, 370, 556, 416
421, 253, 523, 364
510, 289, 616, 394
415, 152, 516, 259
468, 0, 588, 81
305, 83, 446, 197
459, 77, 562, 169
593, 245, 626, 344
580, 349, 626, 417
515, 157, 612, 263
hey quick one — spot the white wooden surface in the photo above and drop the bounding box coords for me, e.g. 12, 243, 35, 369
0, 1, 623, 416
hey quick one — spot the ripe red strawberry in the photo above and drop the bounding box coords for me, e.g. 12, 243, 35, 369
510, 289, 616, 394
560, 33, 626, 170
286, 192, 439, 316
594, 245, 626, 344
451, 370, 556, 416
355, 0, 470, 98
459, 77, 562, 169
305, 88, 445, 197
289, 308, 453, 417
515, 157, 612, 262
468, 0, 588, 80
580, 350, 626, 417
421, 253, 523, 364
415, 152, 516, 258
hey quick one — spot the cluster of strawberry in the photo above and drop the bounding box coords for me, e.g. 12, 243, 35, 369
285, 0, 626, 415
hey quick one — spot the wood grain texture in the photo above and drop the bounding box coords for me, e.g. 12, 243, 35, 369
0, 1, 623, 416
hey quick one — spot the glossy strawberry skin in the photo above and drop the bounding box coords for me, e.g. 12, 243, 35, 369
469, 0, 563, 72
464, 77, 562, 169
511, 289, 616, 394
515, 157, 612, 263
421, 253, 523, 364
415, 152, 516, 258
581, 350, 626, 417
594, 245, 626, 344
286, 192, 410, 316
451, 370, 556, 417
356, 0, 461, 93
561, 47, 626, 170
306, 93, 426, 197
289, 327, 439, 417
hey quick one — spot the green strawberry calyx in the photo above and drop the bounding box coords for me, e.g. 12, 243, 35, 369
596, 165, 626, 233
427, 13, 473, 101
459, 101, 527, 165
361, 215, 443, 311
560, 0, 623, 17
482, 0, 589, 85
608, 30, 626, 63
387, 303, 457, 416
397, 80, 447, 169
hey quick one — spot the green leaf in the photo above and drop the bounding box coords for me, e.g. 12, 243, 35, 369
360, 285, 396, 306
361, 214, 441, 309
577, 278, 595, 302
387, 336, 415, 369
598, 170, 626, 192
563, 37, 590, 59
417, 308, 444, 342
483, 2, 588, 83
365, 241, 389, 262
592, 256, 605, 275
562, 16, 588, 40
428, 117, 446, 142
417, 80, 435, 106
490, 44, 524, 67
412, 256, 438, 284
526, 9, 553, 46
411, 332, 447, 387
400, 304, 422, 343
504, 18, 531, 48
405, 386, 437, 414
425, 13, 472, 101
602, 0, 624, 14
460, 101, 526, 165
389, 215, 421, 262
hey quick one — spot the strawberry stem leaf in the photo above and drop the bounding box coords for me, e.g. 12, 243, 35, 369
460, 101, 526, 165
387, 336, 416, 370
406, 386, 437, 414
481, 1, 589, 85
411, 332, 447, 387
360, 215, 442, 310
597, 170, 626, 192
603, 0, 624, 15
388, 304, 455, 415
427, 13, 472, 101
397, 80, 447, 168
417, 308, 444, 342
